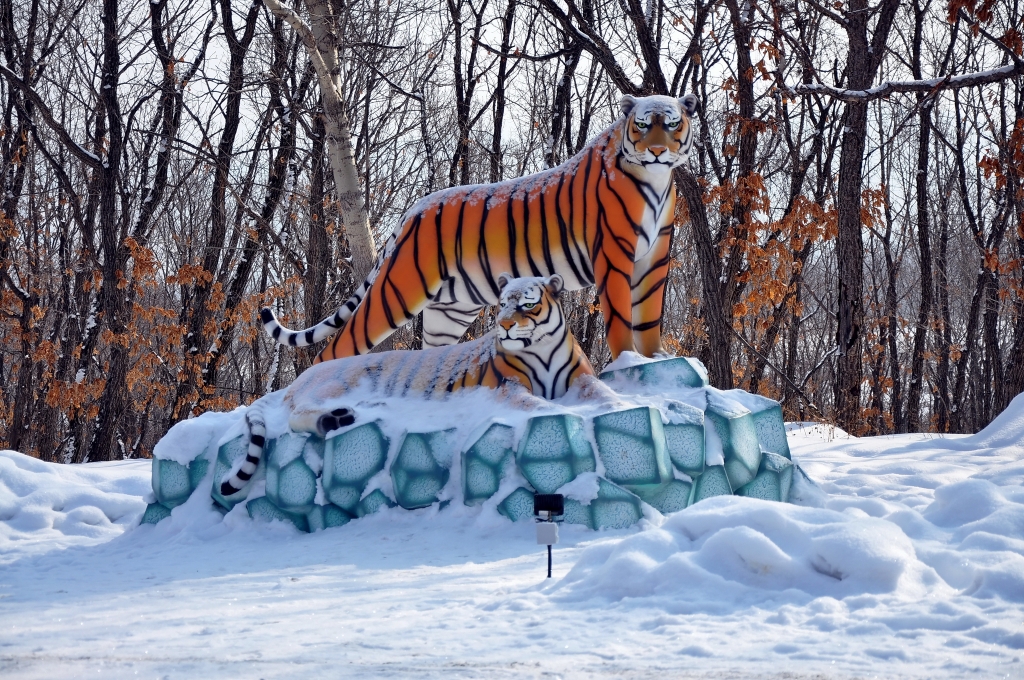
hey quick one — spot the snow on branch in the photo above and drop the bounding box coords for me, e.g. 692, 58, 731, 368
790, 61, 1024, 103
0, 64, 102, 169
1, 267, 31, 302
261, 0, 343, 104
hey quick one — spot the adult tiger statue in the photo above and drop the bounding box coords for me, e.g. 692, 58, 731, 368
262, 94, 698, 363
219, 275, 592, 495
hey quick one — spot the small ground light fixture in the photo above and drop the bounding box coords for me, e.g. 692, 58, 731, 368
533, 494, 564, 578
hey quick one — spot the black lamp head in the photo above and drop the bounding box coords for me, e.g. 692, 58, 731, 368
533, 493, 564, 516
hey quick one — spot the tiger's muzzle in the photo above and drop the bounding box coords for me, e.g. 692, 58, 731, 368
497, 317, 536, 349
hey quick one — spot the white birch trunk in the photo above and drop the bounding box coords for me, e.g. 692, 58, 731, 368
263, 0, 377, 282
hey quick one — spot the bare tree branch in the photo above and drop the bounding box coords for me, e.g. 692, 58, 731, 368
791, 61, 1024, 102
0, 63, 102, 168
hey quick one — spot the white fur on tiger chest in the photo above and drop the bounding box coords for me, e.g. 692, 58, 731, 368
633, 170, 675, 261
522, 340, 577, 399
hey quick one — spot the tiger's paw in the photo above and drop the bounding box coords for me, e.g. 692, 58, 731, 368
317, 408, 356, 436
494, 381, 545, 411
570, 374, 620, 402
288, 406, 356, 436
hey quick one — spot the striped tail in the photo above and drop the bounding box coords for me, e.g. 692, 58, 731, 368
219, 409, 267, 498
260, 231, 395, 347
260, 279, 367, 347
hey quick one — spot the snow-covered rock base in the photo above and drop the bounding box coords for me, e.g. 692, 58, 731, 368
144, 355, 813, 532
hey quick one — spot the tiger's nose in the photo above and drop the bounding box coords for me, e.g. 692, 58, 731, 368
649, 145, 667, 156
499, 319, 515, 330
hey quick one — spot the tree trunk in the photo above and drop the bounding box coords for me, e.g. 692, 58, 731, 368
882, 233, 903, 433
905, 0, 934, 432
86, 0, 130, 461
934, 189, 952, 431
491, 0, 516, 180
833, 0, 900, 433
265, 0, 378, 282
676, 167, 732, 388
168, 0, 258, 422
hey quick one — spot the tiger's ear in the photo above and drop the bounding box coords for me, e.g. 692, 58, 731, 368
497, 272, 512, 291
618, 95, 638, 119
545, 274, 564, 297
679, 94, 698, 117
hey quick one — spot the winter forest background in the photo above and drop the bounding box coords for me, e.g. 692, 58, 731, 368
0, 0, 1021, 463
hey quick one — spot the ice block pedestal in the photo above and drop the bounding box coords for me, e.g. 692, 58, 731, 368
515, 415, 595, 494
462, 423, 515, 506
391, 430, 454, 510
265, 433, 322, 515
322, 423, 388, 514
143, 354, 808, 531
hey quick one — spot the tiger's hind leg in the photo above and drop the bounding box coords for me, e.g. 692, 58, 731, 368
422, 300, 484, 348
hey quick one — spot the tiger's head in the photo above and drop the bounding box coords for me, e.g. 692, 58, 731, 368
494, 274, 566, 352
618, 94, 698, 176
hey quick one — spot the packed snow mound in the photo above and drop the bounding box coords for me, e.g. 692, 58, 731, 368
4, 409, 1024, 676
0, 451, 149, 564
963, 392, 1024, 450
518, 414, 1024, 616
553, 495, 937, 603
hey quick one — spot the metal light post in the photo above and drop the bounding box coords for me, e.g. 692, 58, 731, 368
533, 493, 564, 578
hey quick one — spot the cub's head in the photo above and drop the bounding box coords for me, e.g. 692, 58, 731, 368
495, 274, 566, 352
618, 94, 698, 175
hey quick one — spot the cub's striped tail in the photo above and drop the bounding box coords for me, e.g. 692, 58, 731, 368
219, 409, 267, 498
260, 231, 395, 347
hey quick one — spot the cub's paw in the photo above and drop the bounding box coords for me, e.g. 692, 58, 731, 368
317, 407, 356, 436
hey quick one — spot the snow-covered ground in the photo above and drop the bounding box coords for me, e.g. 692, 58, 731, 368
3, 401, 1024, 678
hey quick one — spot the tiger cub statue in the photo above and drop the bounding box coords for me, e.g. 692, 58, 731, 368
288, 273, 591, 434
220, 275, 592, 496
261, 94, 698, 364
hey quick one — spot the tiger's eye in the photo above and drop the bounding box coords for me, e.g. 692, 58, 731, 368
522, 302, 536, 309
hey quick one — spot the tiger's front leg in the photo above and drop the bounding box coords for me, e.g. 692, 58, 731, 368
594, 249, 637, 360
630, 227, 672, 357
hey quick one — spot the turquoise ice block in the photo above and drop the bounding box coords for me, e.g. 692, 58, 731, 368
497, 486, 536, 522
391, 431, 453, 510
265, 433, 322, 515
356, 489, 396, 517
736, 451, 794, 502
599, 356, 709, 389
246, 496, 309, 532
462, 423, 515, 506
306, 503, 353, 531
688, 464, 733, 505
593, 407, 672, 492
705, 394, 762, 490
140, 502, 172, 525
515, 414, 595, 494
322, 422, 389, 514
